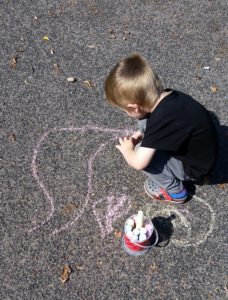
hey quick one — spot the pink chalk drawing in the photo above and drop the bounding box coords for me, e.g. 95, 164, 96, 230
92, 193, 131, 238
30, 126, 134, 236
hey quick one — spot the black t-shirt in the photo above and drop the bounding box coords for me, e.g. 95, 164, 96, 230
141, 90, 218, 179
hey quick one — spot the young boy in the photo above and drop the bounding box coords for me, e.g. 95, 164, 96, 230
105, 54, 218, 203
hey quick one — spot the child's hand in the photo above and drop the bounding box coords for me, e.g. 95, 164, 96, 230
116, 137, 134, 155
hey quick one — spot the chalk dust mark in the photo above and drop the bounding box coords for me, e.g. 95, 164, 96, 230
29, 126, 134, 235
145, 195, 216, 247
92, 192, 131, 238
190, 195, 216, 246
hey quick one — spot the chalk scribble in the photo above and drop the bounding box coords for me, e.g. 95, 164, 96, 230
145, 196, 216, 247
30, 126, 134, 236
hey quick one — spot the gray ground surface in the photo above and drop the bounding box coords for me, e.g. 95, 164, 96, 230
1, 1, 228, 299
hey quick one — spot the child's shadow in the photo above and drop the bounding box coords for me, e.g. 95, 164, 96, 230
151, 214, 176, 247
208, 112, 228, 185
186, 112, 228, 194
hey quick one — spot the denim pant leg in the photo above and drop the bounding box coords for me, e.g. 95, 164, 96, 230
143, 150, 192, 194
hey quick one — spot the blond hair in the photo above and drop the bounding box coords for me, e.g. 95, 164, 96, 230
105, 54, 163, 110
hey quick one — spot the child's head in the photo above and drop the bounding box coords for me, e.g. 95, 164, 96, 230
105, 54, 163, 114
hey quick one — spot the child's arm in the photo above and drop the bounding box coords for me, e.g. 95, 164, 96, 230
116, 136, 156, 170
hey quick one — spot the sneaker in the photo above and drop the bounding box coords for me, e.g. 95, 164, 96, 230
144, 178, 188, 203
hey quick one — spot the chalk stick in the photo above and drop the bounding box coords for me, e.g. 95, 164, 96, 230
126, 218, 135, 228
126, 231, 134, 240
140, 227, 148, 235
125, 224, 133, 233
145, 224, 153, 235
131, 235, 139, 242
136, 210, 144, 229
133, 228, 140, 236
138, 233, 147, 242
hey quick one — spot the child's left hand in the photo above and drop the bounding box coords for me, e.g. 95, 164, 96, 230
116, 137, 134, 155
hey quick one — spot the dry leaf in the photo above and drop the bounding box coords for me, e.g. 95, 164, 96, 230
76, 265, 84, 270
148, 263, 159, 275
10, 54, 18, 69
210, 85, 219, 93
114, 230, 122, 238
9, 132, 16, 141
48, 10, 54, 17
195, 74, 202, 80
123, 31, 131, 41
96, 260, 103, 268
62, 202, 78, 215
109, 29, 116, 39
218, 183, 226, 189
83, 80, 94, 88
60, 264, 72, 283
53, 63, 62, 75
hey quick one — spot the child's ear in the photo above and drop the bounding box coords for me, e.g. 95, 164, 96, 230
127, 103, 140, 112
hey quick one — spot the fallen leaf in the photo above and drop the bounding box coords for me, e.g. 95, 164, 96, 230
210, 85, 219, 93
123, 31, 131, 41
62, 202, 78, 215
9, 132, 16, 141
60, 264, 72, 283
131, 203, 140, 209
195, 74, 202, 80
114, 230, 122, 238
218, 183, 226, 189
10, 54, 19, 69
48, 10, 54, 17
96, 260, 103, 268
42, 36, 49, 41
53, 63, 62, 75
83, 80, 94, 88
76, 265, 84, 270
148, 263, 159, 275
109, 29, 117, 39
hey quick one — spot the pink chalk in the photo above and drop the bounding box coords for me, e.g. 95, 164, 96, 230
145, 223, 153, 236
126, 231, 134, 240
126, 218, 135, 228
30, 125, 134, 236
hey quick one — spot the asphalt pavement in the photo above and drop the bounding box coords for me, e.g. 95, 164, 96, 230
1, 1, 228, 299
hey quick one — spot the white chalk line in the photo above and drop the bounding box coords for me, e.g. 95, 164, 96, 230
145, 195, 216, 247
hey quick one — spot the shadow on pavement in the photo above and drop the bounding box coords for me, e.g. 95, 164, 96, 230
186, 112, 228, 193
151, 214, 176, 247
200, 112, 228, 185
